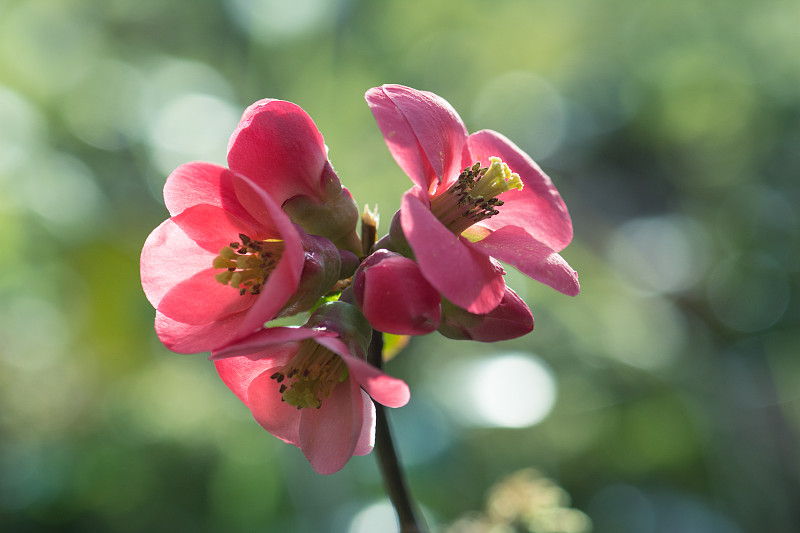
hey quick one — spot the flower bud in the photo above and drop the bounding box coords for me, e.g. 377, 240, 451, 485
438, 287, 533, 342
338, 249, 360, 280
353, 250, 440, 335
387, 210, 415, 258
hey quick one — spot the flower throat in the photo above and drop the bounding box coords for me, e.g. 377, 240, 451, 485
270, 340, 349, 409
429, 157, 523, 235
213, 233, 284, 295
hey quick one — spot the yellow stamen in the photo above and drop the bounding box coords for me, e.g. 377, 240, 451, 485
270, 340, 349, 409
469, 157, 523, 200
212, 233, 284, 295
428, 157, 523, 235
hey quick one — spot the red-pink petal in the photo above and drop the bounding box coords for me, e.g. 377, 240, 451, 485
341, 355, 411, 409
141, 217, 214, 309
353, 391, 376, 456
298, 376, 363, 474
227, 99, 330, 206
245, 368, 302, 446
210, 327, 334, 360
155, 311, 243, 354
215, 354, 291, 405
157, 267, 255, 325
223, 176, 307, 338
465, 130, 573, 252
168, 203, 261, 255
401, 188, 505, 314
366, 84, 468, 194
162, 162, 260, 229
473, 225, 580, 296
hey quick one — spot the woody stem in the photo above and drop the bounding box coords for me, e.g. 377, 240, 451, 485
368, 330, 428, 533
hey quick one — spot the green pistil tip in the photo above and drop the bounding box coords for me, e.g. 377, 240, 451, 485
469, 156, 523, 200
282, 381, 321, 409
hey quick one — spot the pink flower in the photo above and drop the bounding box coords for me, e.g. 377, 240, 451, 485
353, 249, 441, 335
438, 286, 534, 342
366, 84, 580, 314
227, 99, 361, 254
141, 162, 340, 354
212, 302, 410, 474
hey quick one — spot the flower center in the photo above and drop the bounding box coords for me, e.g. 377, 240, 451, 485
429, 157, 523, 235
213, 233, 284, 296
270, 339, 349, 409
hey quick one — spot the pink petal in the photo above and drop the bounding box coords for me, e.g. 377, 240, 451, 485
473, 225, 580, 296
143, 206, 258, 327
141, 217, 214, 309
245, 368, 302, 447
401, 187, 505, 314
157, 267, 255, 325
168, 203, 261, 255
465, 130, 573, 252
298, 376, 363, 474
341, 355, 411, 409
229, 177, 307, 338
210, 327, 333, 360
366, 84, 468, 194
215, 354, 291, 405
353, 391, 376, 456
227, 99, 330, 206
155, 311, 244, 354
162, 162, 260, 229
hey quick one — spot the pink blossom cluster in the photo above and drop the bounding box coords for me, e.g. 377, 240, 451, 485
140, 85, 579, 474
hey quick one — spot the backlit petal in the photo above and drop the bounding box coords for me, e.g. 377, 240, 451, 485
474, 225, 580, 296
401, 187, 505, 314
162, 162, 260, 229
465, 130, 573, 251
366, 84, 467, 194
246, 368, 302, 446
227, 99, 330, 205
298, 377, 363, 474
353, 391, 376, 456
340, 355, 411, 409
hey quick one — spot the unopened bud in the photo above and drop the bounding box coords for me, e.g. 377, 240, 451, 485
438, 287, 533, 342
353, 249, 440, 335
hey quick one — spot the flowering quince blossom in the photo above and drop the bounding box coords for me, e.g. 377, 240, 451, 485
212, 302, 410, 474
227, 99, 361, 254
366, 84, 580, 314
140, 163, 342, 353
353, 249, 441, 335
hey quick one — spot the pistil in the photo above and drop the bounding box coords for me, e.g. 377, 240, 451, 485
429, 157, 523, 235
213, 233, 284, 295
270, 339, 349, 409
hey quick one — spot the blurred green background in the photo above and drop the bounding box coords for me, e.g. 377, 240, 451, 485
1, 0, 798, 531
